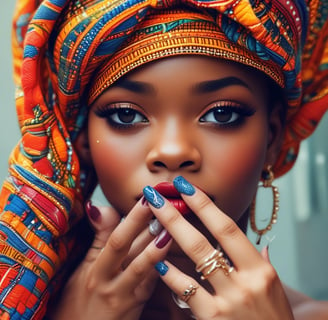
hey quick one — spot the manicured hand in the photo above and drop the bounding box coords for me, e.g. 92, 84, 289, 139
49, 199, 171, 320
143, 176, 295, 320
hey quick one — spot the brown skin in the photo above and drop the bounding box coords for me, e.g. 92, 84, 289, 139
88, 56, 281, 222
51, 56, 299, 320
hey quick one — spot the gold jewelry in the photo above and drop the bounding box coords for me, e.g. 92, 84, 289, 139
91, 245, 104, 253
196, 249, 234, 280
250, 165, 279, 245
91, 245, 103, 249
181, 284, 198, 303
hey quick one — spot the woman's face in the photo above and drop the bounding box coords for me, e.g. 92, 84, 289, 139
87, 56, 282, 223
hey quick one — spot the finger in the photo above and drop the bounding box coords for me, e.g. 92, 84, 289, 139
86, 201, 121, 247
143, 185, 217, 261
154, 260, 214, 319
123, 223, 160, 268
94, 198, 153, 280
181, 189, 263, 269
172, 176, 264, 269
134, 269, 160, 303
84, 202, 122, 264
143, 187, 238, 292
118, 229, 172, 290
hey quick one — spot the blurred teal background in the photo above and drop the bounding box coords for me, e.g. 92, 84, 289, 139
1, 2, 327, 301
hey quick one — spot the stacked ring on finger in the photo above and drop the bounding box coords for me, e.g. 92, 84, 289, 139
181, 284, 198, 303
196, 249, 234, 280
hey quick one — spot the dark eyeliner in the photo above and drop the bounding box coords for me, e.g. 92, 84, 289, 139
199, 104, 256, 128
94, 105, 148, 130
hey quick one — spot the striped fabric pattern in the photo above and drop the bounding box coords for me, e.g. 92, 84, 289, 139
0, 0, 327, 318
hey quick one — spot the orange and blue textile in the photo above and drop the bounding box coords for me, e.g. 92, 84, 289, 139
1, 0, 328, 318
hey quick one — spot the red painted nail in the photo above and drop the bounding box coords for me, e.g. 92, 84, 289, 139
155, 229, 171, 249
85, 200, 101, 222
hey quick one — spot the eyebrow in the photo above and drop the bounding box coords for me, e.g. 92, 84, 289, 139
193, 76, 251, 94
110, 76, 251, 95
111, 79, 156, 95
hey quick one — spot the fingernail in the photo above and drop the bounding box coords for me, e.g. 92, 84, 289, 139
149, 219, 163, 236
143, 186, 165, 208
155, 229, 171, 248
141, 196, 148, 207
173, 176, 195, 196
155, 261, 169, 276
85, 200, 101, 222
260, 245, 271, 262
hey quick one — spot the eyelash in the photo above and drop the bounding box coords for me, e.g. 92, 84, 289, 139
199, 102, 256, 128
94, 101, 255, 130
94, 104, 148, 130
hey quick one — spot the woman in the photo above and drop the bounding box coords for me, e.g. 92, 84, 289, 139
0, 0, 328, 319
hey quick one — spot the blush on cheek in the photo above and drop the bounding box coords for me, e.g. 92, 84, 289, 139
88, 130, 147, 214
91, 140, 129, 180
212, 139, 267, 219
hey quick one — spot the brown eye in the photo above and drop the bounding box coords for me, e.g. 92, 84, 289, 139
200, 107, 238, 124
117, 109, 139, 123
199, 105, 255, 127
94, 105, 148, 129
212, 108, 234, 123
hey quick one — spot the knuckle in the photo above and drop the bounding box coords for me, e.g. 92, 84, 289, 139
86, 278, 126, 309
215, 218, 239, 239
105, 289, 123, 308
201, 304, 225, 319
163, 208, 181, 226
143, 247, 159, 265
85, 274, 98, 292
190, 239, 212, 260
195, 193, 213, 212
256, 264, 279, 293
237, 288, 254, 308
262, 263, 278, 281
108, 232, 127, 253
130, 260, 146, 278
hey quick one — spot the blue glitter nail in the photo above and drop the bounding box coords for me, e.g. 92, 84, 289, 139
143, 186, 165, 208
173, 176, 195, 196
155, 261, 169, 276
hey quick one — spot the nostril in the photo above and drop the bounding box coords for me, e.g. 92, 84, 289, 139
153, 161, 167, 168
153, 160, 195, 169
180, 161, 194, 168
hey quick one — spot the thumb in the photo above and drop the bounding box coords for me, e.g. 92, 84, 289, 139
85, 200, 121, 250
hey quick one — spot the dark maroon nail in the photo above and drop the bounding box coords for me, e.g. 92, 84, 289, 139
85, 200, 100, 222
141, 196, 149, 207
155, 229, 171, 249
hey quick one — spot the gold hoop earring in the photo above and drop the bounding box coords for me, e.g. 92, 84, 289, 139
250, 165, 279, 245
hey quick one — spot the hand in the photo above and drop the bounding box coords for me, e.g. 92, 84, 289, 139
143, 176, 295, 320
50, 200, 171, 320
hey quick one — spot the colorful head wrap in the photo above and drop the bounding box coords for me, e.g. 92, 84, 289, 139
1, 0, 328, 318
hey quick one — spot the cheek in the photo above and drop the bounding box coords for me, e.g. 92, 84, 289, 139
88, 121, 142, 203
204, 129, 268, 219
90, 135, 128, 180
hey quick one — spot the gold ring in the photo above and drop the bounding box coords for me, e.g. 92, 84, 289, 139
181, 284, 198, 302
196, 249, 234, 280
91, 245, 104, 251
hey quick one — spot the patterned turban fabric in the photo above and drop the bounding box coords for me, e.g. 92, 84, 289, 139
0, 0, 328, 318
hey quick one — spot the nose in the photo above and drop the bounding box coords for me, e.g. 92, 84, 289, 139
146, 119, 201, 172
